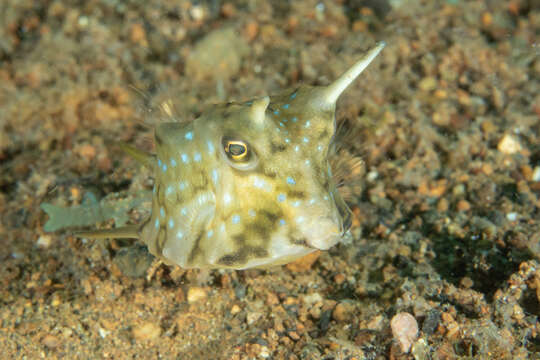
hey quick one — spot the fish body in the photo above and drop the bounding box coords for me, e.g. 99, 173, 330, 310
79, 43, 385, 269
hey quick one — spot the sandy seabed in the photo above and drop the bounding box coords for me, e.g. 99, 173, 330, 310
1, 0, 539, 359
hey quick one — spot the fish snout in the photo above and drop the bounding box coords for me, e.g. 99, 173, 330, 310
305, 216, 343, 250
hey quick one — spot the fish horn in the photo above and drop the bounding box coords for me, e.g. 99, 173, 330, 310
321, 42, 385, 106
75, 225, 140, 239
251, 96, 270, 126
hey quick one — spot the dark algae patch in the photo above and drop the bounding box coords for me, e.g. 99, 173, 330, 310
1, 0, 539, 359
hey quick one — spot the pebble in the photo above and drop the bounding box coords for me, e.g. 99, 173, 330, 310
506, 212, 518, 221
187, 286, 208, 304
532, 166, 540, 182
497, 134, 522, 154
230, 304, 241, 315
391, 312, 419, 354
302, 292, 323, 306
42, 334, 60, 348
36, 235, 52, 248
456, 199, 471, 211
332, 302, 354, 322
285, 251, 321, 272
132, 322, 161, 341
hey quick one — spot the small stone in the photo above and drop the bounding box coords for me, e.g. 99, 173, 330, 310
230, 304, 241, 315
247, 311, 262, 325
460, 277, 474, 288
498, 134, 522, 154
506, 212, 518, 221
391, 312, 419, 354
187, 286, 207, 304
285, 251, 321, 272
132, 322, 161, 341
37, 235, 52, 248
303, 292, 323, 306
456, 199, 471, 211
333, 273, 346, 285
532, 166, 540, 182
332, 302, 354, 322
42, 334, 60, 348
418, 77, 437, 92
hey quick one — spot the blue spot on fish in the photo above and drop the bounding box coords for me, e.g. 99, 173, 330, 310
277, 193, 286, 202
179, 181, 186, 190
168, 219, 174, 229
273, 109, 280, 115
194, 152, 202, 162
232, 214, 241, 224
279, 219, 286, 226
160, 207, 165, 218
157, 159, 162, 167
303, 137, 309, 143
207, 230, 214, 237
286, 177, 296, 185
185, 131, 193, 140
170, 158, 177, 167
290, 92, 297, 99
305, 120, 311, 128
292, 117, 298, 123
176, 230, 183, 239
162, 164, 167, 172
282, 103, 290, 109
166, 186, 173, 196
285, 138, 290, 143
181, 153, 189, 163
207, 141, 215, 153
212, 169, 219, 184
154, 218, 160, 229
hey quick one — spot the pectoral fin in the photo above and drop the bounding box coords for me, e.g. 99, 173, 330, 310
117, 142, 155, 170
75, 225, 140, 239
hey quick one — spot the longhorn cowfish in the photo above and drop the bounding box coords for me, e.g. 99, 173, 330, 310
78, 42, 385, 269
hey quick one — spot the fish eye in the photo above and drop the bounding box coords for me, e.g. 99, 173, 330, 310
221, 137, 258, 170
224, 140, 249, 161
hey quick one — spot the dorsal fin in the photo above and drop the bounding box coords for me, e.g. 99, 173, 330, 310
320, 42, 385, 107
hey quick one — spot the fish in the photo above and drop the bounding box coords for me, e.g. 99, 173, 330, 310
77, 42, 385, 269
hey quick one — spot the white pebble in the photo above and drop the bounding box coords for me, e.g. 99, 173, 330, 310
391, 312, 418, 354
187, 287, 207, 304
37, 235, 52, 248
532, 166, 540, 182
506, 212, 518, 221
497, 134, 522, 154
